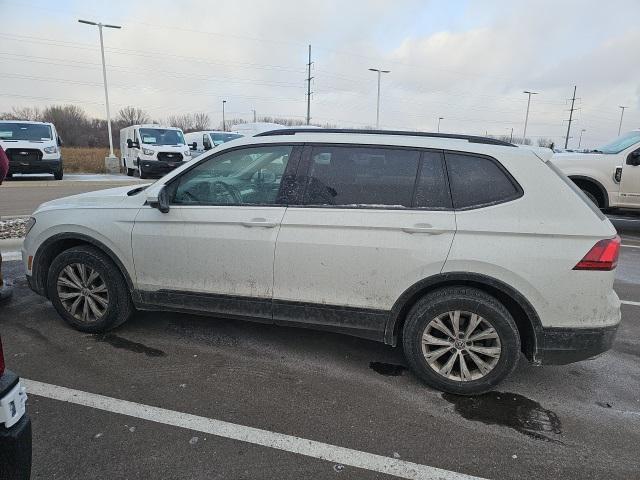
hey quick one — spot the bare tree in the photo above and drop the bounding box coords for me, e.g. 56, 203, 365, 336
167, 114, 195, 132
117, 106, 150, 126
193, 112, 210, 131
537, 137, 555, 148
0, 106, 43, 121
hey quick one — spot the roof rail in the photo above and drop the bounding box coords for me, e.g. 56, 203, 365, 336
255, 128, 515, 146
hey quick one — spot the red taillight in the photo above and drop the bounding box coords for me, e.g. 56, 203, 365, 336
0, 337, 4, 375
574, 236, 621, 271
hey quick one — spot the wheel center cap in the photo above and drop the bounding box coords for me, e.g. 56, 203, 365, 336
454, 340, 465, 350
81, 288, 89, 296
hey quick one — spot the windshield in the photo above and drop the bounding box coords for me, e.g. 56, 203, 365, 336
596, 131, 640, 154
210, 132, 243, 145
139, 128, 185, 146
0, 122, 52, 141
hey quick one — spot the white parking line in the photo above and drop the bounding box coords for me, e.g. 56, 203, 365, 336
23, 379, 484, 480
621, 300, 640, 307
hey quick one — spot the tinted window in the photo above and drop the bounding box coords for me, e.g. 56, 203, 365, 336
414, 151, 452, 209
304, 146, 419, 207
445, 153, 519, 209
171, 145, 292, 205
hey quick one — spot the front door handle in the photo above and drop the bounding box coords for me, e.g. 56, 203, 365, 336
402, 224, 447, 235
241, 219, 279, 228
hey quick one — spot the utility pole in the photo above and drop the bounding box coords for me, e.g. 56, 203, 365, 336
222, 100, 226, 131
252, 109, 257, 123
618, 106, 627, 136
306, 45, 313, 125
437, 117, 444, 133
369, 68, 390, 129
509, 127, 514, 143
564, 85, 577, 149
78, 19, 121, 171
522, 90, 538, 144
578, 129, 586, 149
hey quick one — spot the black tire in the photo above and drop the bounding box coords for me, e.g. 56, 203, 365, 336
127, 168, 135, 177
138, 166, 149, 179
402, 287, 520, 395
53, 167, 63, 180
47, 245, 133, 333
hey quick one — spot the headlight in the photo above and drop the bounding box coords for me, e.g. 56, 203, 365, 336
43, 146, 58, 154
184, 150, 191, 156
24, 217, 36, 237
142, 148, 154, 156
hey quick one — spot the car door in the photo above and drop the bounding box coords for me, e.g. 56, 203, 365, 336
272, 145, 456, 340
619, 144, 640, 207
131, 143, 301, 321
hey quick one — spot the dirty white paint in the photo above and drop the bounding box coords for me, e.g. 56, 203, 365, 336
23, 379, 485, 480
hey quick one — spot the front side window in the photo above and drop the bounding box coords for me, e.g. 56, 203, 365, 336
171, 145, 293, 205
139, 128, 185, 146
445, 153, 521, 209
304, 146, 420, 207
0, 123, 52, 141
210, 132, 243, 145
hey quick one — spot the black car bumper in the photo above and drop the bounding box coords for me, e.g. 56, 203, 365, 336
538, 324, 618, 364
9, 158, 61, 175
0, 371, 32, 480
138, 159, 184, 176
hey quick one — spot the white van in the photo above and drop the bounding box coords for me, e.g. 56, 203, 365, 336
0, 120, 64, 180
185, 130, 243, 159
120, 125, 190, 179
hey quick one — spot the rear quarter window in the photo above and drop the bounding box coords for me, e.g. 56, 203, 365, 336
445, 153, 522, 209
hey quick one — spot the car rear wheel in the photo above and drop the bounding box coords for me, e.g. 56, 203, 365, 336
581, 189, 600, 208
47, 245, 133, 333
402, 287, 520, 395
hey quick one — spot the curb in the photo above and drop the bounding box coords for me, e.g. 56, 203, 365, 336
0, 237, 24, 252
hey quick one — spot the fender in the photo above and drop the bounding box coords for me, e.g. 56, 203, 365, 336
568, 175, 610, 209
30, 232, 137, 299
384, 272, 544, 361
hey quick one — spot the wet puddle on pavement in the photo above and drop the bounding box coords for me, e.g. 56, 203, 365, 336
442, 391, 562, 443
93, 333, 166, 357
369, 362, 406, 376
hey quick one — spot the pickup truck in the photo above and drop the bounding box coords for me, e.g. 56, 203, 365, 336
552, 130, 640, 210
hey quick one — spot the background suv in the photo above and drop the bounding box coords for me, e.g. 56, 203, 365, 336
22, 129, 621, 394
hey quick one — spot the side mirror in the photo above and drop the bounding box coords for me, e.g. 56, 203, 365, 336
57, 137, 63, 147
190, 142, 198, 151
628, 150, 640, 166
127, 139, 133, 148
204, 143, 212, 151
146, 184, 170, 213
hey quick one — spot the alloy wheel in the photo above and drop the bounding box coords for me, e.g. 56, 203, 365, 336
57, 263, 109, 323
421, 310, 502, 382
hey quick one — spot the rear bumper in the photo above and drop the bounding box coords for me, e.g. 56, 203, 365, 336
9, 158, 61, 174
538, 324, 619, 364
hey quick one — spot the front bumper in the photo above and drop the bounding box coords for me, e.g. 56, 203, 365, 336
0, 371, 32, 480
138, 159, 184, 176
538, 324, 619, 364
9, 158, 61, 175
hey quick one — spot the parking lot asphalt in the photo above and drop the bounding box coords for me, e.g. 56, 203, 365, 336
0, 224, 639, 479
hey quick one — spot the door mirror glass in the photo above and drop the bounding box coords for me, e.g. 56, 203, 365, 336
57, 136, 63, 147
127, 139, 133, 148
627, 150, 640, 166
190, 141, 198, 151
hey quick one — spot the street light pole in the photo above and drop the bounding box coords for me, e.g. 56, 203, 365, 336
522, 90, 538, 144
437, 117, 444, 133
222, 100, 226, 131
78, 19, 121, 167
369, 68, 390, 129
509, 127, 514, 143
578, 129, 586, 149
618, 106, 627, 136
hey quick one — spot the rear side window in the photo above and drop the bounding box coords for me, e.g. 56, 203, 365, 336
304, 146, 420, 207
445, 153, 521, 209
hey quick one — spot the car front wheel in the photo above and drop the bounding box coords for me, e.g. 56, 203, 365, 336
47, 245, 133, 333
402, 287, 520, 395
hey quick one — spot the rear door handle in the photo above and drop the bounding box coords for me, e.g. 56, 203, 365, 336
402, 224, 447, 235
242, 219, 279, 228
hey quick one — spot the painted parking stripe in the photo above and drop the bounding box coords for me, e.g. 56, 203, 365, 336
23, 379, 484, 480
621, 300, 640, 307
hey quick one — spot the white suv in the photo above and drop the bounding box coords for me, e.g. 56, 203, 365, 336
22, 129, 621, 394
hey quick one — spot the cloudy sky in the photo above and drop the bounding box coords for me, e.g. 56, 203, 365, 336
0, 0, 638, 147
